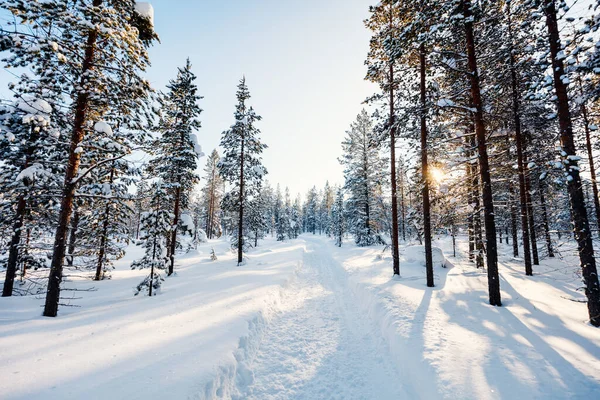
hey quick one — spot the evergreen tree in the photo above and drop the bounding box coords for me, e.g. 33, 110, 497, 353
131, 183, 172, 296
340, 109, 387, 246
200, 150, 224, 239
149, 59, 204, 276
331, 188, 345, 247
218, 78, 268, 265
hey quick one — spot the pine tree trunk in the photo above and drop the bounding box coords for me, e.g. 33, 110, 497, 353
67, 209, 80, 267
389, 63, 400, 276
506, 3, 532, 274
399, 158, 406, 242
509, 182, 519, 257
21, 228, 31, 281
237, 127, 245, 265
2, 197, 26, 297
465, 134, 475, 262
524, 167, 539, 266
94, 166, 115, 281
463, 0, 501, 306
420, 43, 434, 287
539, 180, 555, 258
43, 1, 102, 317
168, 186, 181, 275
543, 0, 600, 326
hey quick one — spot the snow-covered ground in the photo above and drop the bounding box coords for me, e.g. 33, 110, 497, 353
1, 234, 599, 399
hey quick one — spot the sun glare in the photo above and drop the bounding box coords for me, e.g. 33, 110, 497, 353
430, 166, 446, 184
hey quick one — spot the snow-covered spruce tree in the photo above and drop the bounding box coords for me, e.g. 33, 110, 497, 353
148, 59, 204, 276
274, 184, 286, 241
218, 78, 268, 265
201, 149, 224, 239
320, 182, 334, 237
131, 182, 171, 296
247, 182, 270, 247
291, 194, 302, 239
0, 95, 64, 296
304, 186, 319, 234
331, 188, 345, 247
340, 109, 387, 246
1, 0, 158, 316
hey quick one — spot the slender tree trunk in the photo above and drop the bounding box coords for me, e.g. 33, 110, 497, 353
506, 3, 532, 274
543, 0, 600, 326
539, 180, 555, 258
471, 139, 484, 270
237, 128, 245, 265
399, 157, 406, 241
389, 63, 400, 276
21, 228, 31, 281
2, 198, 26, 297
43, 1, 101, 317
509, 182, 519, 257
168, 186, 181, 275
466, 134, 475, 262
524, 164, 539, 265
67, 208, 80, 266
420, 43, 434, 287
95, 166, 115, 281
463, 0, 501, 306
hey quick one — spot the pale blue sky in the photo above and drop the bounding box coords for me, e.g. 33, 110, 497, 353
142, 0, 378, 197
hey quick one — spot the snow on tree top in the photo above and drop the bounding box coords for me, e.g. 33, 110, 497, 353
94, 121, 113, 135
190, 133, 205, 157
135, 2, 154, 26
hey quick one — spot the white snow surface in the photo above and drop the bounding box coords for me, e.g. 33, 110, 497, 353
1, 235, 599, 399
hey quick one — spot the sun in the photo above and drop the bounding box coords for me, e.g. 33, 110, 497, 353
430, 166, 446, 184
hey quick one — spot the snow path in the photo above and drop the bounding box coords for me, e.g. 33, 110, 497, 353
239, 236, 407, 399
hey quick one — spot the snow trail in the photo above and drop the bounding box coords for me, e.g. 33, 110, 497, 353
238, 236, 407, 400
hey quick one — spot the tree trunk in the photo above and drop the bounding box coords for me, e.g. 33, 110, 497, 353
509, 181, 519, 257
237, 126, 245, 265
524, 166, 539, 265
463, 0, 501, 306
43, 0, 102, 317
2, 198, 26, 297
399, 158, 406, 241
94, 166, 115, 281
168, 186, 181, 275
539, 180, 555, 258
543, 0, 600, 326
67, 208, 80, 267
420, 43, 434, 287
389, 62, 400, 276
506, 2, 532, 274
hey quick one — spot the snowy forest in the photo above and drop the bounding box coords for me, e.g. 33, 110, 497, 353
1, 0, 600, 399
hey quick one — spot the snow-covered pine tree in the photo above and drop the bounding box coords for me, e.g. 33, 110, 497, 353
1, 0, 158, 316
131, 182, 172, 296
218, 78, 268, 265
0, 94, 63, 296
331, 188, 345, 247
275, 184, 286, 241
201, 149, 224, 239
340, 109, 387, 246
148, 59, 204, 276
304, 187, 319, 235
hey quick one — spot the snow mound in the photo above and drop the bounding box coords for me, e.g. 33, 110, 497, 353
134, 2, 154, 26
180, 213, 195, 235
94, 121, 113, 135
403, 245, 446, 268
